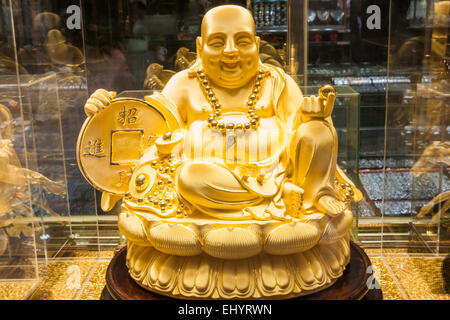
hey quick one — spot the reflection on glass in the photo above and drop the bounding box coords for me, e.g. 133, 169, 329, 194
382, 0, 449, 255
412, 141, 450, 224
0, 102, 66, 260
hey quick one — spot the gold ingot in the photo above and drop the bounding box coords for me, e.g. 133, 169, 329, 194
135, 173, 150, 192
129, 166, 157, 199
155, 130, 184, 155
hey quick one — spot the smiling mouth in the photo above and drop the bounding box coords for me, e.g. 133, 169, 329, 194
221, 60, 241, 72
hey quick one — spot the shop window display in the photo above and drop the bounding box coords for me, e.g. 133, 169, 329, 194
0, 0, 447, 301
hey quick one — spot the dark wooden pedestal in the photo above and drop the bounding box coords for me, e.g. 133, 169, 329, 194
101, 242, 382, 300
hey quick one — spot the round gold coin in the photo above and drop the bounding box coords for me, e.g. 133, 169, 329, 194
77, 97, 179, 195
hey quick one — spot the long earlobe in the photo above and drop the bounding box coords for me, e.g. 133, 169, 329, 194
256, 36, 261, 50
196, 37, 202, 55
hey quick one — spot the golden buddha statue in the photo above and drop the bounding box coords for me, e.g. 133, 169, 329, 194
78, 5, 362, 299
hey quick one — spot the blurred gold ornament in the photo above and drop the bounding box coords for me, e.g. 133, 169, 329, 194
6, 216, 33, 238
174, 47, 197, 72
143, 63, 176, 90
259, 40, 286, 69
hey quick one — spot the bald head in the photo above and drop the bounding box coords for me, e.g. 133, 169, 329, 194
196, 5, 260, 89
201, 5, 256, 38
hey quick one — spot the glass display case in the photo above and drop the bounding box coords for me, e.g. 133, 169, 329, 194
0, 0, 448, 300
286, 0, 448, 259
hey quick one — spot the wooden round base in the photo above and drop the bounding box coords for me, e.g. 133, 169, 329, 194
101, 242, 382, 300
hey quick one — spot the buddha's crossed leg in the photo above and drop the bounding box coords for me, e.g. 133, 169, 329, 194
289, 119, 347, 216
176, 119, 347, 218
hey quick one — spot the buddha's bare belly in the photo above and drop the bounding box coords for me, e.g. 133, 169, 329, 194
183, 114, 286, 169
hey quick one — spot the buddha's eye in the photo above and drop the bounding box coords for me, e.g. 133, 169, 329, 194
208, 40, 224, 48
238, 41, 251, 46
236, 36, 252, 46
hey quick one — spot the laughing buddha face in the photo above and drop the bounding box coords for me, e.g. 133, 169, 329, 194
197, 5, 261, 89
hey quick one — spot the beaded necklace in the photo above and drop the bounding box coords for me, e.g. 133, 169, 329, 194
196, 69, 265, 133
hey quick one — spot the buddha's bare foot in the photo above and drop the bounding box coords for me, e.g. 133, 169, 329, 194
316, 195, 346, 217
